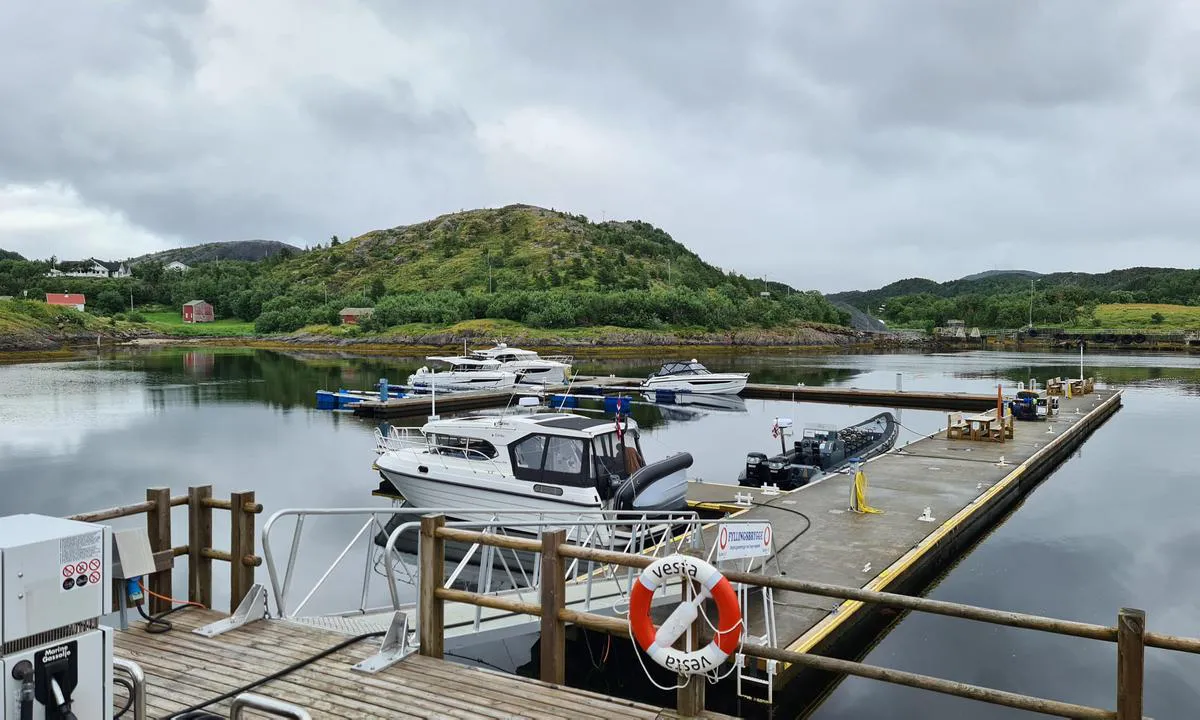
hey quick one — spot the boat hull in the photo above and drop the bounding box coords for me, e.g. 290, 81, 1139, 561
406, 371, 518, 391
642, 374, 749, 395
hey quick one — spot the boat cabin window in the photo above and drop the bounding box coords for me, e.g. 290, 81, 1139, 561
650, 361, 710, 378
591, 430, 643, 477
429, 434, 498, 459
509, 433, 591, 487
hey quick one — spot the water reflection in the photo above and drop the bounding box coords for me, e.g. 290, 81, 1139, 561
3, 348, 1200, 718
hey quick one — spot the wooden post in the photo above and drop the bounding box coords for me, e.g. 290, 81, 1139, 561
145, 487, 172, 614
188, 485, 213, 608
229, 490, 256, 612
1116, 607, 1146, 720
677, 549, 706, 717
418, 514, 446, 659
540, 529, 567, 684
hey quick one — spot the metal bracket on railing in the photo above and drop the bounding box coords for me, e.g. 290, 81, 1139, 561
194, 583, 267, 637
352, 610, 415, 673
230, 693, 312, 719
113, 658, 147, 720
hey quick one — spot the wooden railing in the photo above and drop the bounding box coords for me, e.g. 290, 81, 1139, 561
67, 485, 263, 614
416, 514, 1200, 720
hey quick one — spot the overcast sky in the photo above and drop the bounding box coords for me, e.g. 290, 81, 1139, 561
2, 1, 1199, 292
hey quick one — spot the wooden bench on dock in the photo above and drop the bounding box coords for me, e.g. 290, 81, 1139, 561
946, 409, 1013, 442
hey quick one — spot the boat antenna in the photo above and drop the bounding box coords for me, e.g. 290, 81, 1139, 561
428, 364, 438, 421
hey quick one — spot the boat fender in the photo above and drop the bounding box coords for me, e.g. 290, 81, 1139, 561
612, 452, 693, 511
628, 554, 741, 675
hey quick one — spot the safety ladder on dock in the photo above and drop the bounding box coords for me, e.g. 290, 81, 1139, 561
707, 519, 781, 704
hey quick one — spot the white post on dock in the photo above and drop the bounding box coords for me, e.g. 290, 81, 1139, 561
1080, 340, 1085, 385
896, 373, 902, 392
429, 367, 439, 422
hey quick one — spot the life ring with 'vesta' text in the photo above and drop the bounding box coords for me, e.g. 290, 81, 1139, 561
628, 554, 742, 675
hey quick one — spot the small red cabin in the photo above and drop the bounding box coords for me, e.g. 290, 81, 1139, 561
182, 300, 214, 323
339, 307, 373, 325
46, 293, 86, 311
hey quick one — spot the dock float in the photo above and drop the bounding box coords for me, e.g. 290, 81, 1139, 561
685, 386, 1123, 712
351, 377, 998, 418
115, 608, 729, 719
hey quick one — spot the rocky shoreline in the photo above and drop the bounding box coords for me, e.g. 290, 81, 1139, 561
0, 323, 923, 355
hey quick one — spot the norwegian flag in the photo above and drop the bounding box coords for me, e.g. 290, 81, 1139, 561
615, 407, 625, 443
771, 419, 780, 439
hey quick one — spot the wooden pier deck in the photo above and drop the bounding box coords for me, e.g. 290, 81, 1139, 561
115, 608, 729, 719
684, 387, 1122, 707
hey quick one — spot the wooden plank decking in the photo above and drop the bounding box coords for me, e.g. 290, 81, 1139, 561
115, 608, 730, 719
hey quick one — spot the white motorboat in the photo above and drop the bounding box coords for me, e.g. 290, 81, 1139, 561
407, 356, 518, 391
373, 412, 692, 518
470, 343, 573, 385
640, 360, 749, 395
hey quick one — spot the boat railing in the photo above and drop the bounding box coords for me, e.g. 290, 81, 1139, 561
540, 355, 574, 365
261, 507, 704, 622
373, 428, 507, 476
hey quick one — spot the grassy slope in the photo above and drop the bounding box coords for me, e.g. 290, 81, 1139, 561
267, 204, 768, 295
142, 311, 256, 337
1093, 304, 1200, 330
0, 300, 107, 334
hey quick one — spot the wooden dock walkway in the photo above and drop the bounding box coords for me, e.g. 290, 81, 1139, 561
350, 377, 997, 418
685, 387, 1122, 705
115, 608, 730, 719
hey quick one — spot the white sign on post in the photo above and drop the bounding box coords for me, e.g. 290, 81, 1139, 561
715, 522, 773, 562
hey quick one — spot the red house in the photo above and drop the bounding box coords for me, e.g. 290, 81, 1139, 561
46, 293, 86, 311
339, 307, 373, 325
182, 300, 214, 323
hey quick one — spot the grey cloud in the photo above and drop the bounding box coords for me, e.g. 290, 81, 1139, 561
1, 0, 1198, 288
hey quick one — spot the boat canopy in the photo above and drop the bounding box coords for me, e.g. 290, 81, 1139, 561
649, 360, 710, 378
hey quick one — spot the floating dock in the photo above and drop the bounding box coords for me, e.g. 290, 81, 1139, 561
350, 377, 998, 418
686, 386, 1123, 712
115, 608, 729, 719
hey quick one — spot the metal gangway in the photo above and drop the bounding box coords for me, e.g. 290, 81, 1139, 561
260, 507, 716, 656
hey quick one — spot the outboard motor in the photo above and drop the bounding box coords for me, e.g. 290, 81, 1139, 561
612, 452, 693, 512
766, 454, 791, 488
743, 452, 769, 487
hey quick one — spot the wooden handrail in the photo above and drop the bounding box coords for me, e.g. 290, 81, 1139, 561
424, 517, 1183, 719
65, 485, 264, 614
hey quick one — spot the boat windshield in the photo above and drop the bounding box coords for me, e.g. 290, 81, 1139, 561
650, 361, 710, 378
591, 429, 643, 478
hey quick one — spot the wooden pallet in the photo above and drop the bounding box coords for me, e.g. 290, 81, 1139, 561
114, 608, 729, 719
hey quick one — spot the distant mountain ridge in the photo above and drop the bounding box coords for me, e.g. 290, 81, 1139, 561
829, 267, 1200, 311
130, 240, 302, 266
956, 269, 1042, 282
0, 249, 25, 262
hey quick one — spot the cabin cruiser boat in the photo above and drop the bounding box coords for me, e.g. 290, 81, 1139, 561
407, 356, 518, 391
374, 412, 691, 519
740, 412, 899, 491
640, 360, 749, 395
470, 343, 573, 385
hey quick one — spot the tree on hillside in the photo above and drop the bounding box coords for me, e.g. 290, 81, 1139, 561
1151, 312, 1165, 324
369, 277, 386, 301
95, 289, 126, 315
330, 235, 340, 246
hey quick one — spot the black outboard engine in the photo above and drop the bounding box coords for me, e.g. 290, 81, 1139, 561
743, 452, 769, 487
766, 454, 791, 488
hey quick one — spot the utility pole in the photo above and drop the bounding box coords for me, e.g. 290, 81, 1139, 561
1028, 279, 1038, 328
666, 259, 671, 285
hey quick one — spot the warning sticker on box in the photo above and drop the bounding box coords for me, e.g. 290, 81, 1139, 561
59, 530, 102, 592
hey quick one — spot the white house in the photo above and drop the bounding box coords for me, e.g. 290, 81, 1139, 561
46, 258, 131, 278
165, 261, 191, 272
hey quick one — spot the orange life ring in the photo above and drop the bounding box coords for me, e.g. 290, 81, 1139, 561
628, 554, 742, 675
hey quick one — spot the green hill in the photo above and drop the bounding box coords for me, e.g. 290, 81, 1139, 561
0, 249, 24, 262
281, 204, 785, 295
831, 267, 1200, 329
0, 206, 849, 338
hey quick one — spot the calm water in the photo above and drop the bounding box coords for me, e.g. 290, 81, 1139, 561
1, 348, 1198, 717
